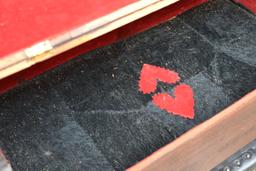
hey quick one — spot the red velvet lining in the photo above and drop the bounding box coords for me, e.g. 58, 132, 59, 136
0, 0, 137, 57
0, 0, 207, 94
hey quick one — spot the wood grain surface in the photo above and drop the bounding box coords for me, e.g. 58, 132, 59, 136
128, 90, 256, 171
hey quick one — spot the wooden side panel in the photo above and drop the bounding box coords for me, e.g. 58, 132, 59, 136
128, 90, 256, 171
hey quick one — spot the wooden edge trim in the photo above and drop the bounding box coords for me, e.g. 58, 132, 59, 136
127, 90, 256, 171
0, 0, 179, 80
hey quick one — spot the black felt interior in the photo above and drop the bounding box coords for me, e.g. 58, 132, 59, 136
0, 0, 255, 170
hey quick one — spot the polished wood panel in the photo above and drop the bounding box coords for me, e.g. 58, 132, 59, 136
128, 90, 256, 171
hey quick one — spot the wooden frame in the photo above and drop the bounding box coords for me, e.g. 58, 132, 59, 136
128, 90, 256, 171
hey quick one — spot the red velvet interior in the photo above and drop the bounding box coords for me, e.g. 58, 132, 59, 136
0, 0, 207, 94
0, 0, 137, 58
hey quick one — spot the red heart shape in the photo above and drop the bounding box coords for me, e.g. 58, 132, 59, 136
139, 64, 180, 94
152, 84, 195, 119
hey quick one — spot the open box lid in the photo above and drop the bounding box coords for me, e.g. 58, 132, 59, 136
0, 0, 181, 80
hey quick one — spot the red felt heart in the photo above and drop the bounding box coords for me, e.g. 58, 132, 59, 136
152, 84, 195, 119
139, 64, 180, 94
